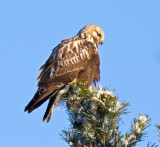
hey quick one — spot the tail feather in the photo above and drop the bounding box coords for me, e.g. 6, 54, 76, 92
25, 84, 69, 122
24, 90, 40, 112
43, 97, 56, 123
29, 91, 56, 113
25, 90, 58, 113
24, 87, 59, 113
43, 85, 69, 122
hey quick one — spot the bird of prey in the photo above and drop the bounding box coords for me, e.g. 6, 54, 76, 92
24, 24, 104, 122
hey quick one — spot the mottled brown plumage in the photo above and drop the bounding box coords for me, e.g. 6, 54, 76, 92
24, 24, 104, 122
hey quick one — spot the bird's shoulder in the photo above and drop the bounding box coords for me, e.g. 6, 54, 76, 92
50, 36, 98, 64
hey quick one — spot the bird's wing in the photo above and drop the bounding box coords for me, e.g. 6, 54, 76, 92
25, 38, 97, 113
37, 38, 97, 88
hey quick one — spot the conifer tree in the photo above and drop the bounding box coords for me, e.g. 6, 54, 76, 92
60, 82, 151, 147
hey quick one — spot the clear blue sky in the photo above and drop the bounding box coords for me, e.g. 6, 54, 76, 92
1, 0, 160, 146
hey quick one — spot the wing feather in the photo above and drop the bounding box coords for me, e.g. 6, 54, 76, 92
26, 38, 98, 113
37, 39, 97, 87
25, 37, 99, 118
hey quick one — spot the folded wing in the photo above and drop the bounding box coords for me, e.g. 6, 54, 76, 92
24, 38, 97, 115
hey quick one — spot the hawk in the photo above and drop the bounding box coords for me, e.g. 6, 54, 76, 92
25, 24, 104, 122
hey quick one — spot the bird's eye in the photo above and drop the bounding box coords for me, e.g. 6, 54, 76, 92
97, 33, 101, 37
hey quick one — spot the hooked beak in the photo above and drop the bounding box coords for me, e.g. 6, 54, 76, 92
99, 39, 104, 45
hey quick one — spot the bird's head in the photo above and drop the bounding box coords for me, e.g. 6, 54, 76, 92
78, 24, 104, 45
